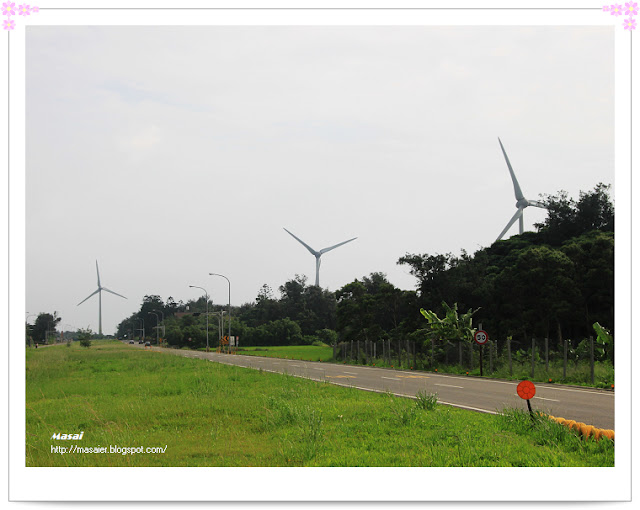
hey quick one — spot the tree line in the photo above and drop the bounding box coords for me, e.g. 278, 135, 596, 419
110, 184, 613, 357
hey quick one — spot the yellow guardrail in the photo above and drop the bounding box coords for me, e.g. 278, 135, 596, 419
546, 415, 614, 441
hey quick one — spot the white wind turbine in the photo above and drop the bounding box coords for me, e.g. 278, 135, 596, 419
283, 228, 357, 287
496, 138, 549, 241
77, 261, 127, 335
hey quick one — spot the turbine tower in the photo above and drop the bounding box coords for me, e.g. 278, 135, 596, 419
77, 261, 127, 336
496, 138, 549, 241
283, 228, 357, 287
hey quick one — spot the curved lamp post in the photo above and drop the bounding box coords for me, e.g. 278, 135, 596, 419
149, 311, 160, 345
153, 309, 165, 344
209, 273, 231, 352
189, 285, 209, 352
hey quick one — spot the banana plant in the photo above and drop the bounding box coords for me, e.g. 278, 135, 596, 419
593, 322, 613, 362
420, 301, 480, 344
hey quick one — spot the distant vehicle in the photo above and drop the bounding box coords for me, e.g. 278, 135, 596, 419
144, 341, 151, 347
128, 340, 134, 344
138, 340, 144, 344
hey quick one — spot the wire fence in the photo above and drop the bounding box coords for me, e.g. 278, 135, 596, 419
334, 336, 614, 388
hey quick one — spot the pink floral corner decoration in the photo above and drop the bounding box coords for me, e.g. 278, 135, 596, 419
3, 1, 38, 29
2, 2, 15, 16
610, 4, 624, 15
605, 2, 637, 29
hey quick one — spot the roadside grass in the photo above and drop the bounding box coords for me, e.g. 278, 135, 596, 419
235, 345, 333, 362
26, 341, 613, 467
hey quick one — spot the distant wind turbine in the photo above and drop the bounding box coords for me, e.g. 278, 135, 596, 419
496, 138, 549, 241
283, 228, 357, 287
77, 261, 127, 335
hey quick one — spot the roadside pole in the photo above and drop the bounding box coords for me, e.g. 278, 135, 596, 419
474, 327, 489, 377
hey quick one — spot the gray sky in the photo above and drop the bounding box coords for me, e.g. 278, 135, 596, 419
25, 25, 614, 335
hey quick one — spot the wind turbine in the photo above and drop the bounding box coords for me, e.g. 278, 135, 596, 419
496, 138, 549, 241
77, 261, 127, 336
283, 228, 357, 287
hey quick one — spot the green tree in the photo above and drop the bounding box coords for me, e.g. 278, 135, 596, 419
77, 327, 93, 348
561, 231, 614, 336
32, 312, 61, 344
494, 245, 579, 349
535, 183, 614, 245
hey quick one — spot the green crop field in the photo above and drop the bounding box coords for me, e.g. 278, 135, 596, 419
26, 341, 613, 467
236, 344, 334, 362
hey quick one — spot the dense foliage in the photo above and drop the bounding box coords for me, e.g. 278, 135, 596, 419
113, 184, 613, 357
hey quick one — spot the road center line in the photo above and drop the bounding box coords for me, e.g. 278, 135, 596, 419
435, 383, 464, 389
534, 396, 560, 402
382, 377, 401, 381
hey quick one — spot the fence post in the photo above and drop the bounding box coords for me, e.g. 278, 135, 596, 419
350, 340, 353, 361
489, 340, 493, 373
531, 337, 535, 379
357, 340, 360, 363
468, 341, 473, 369
507, 337, 512, 376
590, 336, 595, 385
333, 343, 336, 360
374, 341, 377, 361
563, 338, 567, 379
545, 337, 549, 371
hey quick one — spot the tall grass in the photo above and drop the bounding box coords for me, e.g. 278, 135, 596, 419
26, 341, 613, 467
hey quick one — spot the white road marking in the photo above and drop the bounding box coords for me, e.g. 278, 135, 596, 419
382, 377, 401, 381
534, 396, 560, 402
435, 383, 464, 389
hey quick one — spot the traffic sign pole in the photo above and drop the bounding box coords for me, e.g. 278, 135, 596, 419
474, 329, 489, 377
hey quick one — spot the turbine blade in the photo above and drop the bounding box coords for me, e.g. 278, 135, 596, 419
96, 260, 101, 288
102, 287, 127, 300
77, 288, 100, 306
496, 208, 525, 241
283, 228, 319, 256
498, 138, 525, 202
527, 200, 547, 209
319, 237, 357, 255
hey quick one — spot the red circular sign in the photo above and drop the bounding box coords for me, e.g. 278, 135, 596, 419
474, 330, 489, 345
517, 380, 536, 400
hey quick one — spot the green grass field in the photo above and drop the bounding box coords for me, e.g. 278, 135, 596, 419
236, 344, 334, 362
26, 341, 613, 467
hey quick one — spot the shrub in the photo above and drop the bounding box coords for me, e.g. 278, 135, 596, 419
415, 391, 438, 411
77, 327, 93, 348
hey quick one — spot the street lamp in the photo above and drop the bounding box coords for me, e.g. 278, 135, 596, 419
189, 285, 210, 352
149, 311, 160, 345
134, 318, 144, 341
153, 309, 165, 344
209, 273, 231, 352
214, 310, 226, 351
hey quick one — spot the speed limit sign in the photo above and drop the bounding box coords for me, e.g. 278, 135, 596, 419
474, 330, 489, 345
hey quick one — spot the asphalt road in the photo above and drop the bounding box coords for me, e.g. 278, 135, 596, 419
131, 343, 615, 431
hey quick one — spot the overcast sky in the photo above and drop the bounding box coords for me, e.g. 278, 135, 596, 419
25, 25, 614, 335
